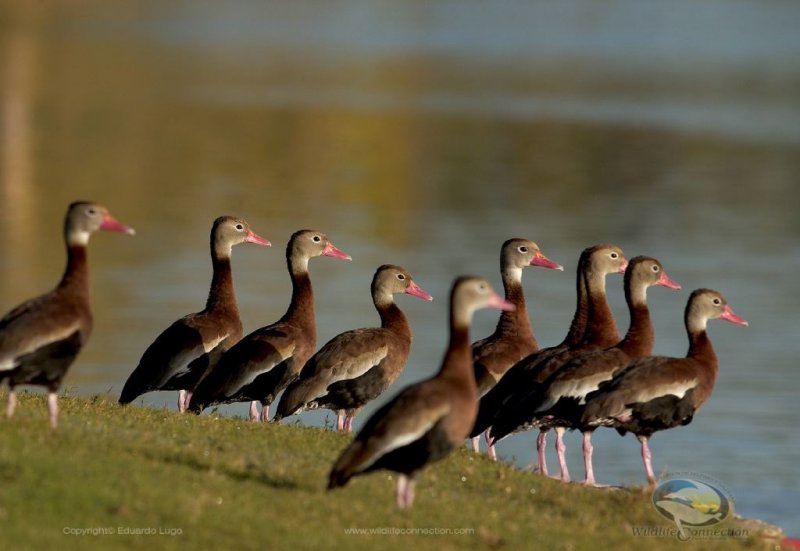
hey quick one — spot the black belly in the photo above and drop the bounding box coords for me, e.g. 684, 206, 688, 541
162, 354, 211, 391
317, 365, 389, 411
231, 361, 294, 406
365, 421, 455, 477
615, 390, 696, 437
6, 331, 83, 391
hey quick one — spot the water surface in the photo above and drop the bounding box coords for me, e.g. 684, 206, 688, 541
1, 0, 798, 537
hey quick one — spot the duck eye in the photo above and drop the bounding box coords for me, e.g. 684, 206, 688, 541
610, 252, 618, 259
713, 298, 721, 305
235, 224, 244, 231
397, 274, 405, 280
86, 207, 97, 216
518, 246, 528, 253
312, 235, 321, 242
652, 265, 660, 272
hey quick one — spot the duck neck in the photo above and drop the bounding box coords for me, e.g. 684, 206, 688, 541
282, 255, 315, 338
562, 256, 589, 347
617, 282, 654, 357
375, 294, 412, 342
492, 267, 537, 348
686, 314, 718, 369
58, 244, 91, 300
438, 320, 476, 395
582, 267, 619, 347
206, 254, 238, 314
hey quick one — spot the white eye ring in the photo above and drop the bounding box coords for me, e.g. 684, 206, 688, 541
652, 265, 660, 272
610, 252, 619, 259
518, 246, 528, 253
312, 235, 321, 242
235, 224, 244, 231
397, 273, 406, 280
713, 298, 721, 305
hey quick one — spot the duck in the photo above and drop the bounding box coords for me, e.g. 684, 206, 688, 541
1, 201, 134, 428
328, 276, 514, 508
274, 264, 432, 431
471, 238, 563, 457
471, 244, 627, 479
488, 256, 680, 485
188, 229, 350, 420
580, 288, 747, 484
119, 216, 270, 410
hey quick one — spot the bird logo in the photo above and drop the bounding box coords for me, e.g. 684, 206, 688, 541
652, 477, 731, 540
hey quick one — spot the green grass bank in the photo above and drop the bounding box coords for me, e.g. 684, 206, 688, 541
0, 392, 784, 550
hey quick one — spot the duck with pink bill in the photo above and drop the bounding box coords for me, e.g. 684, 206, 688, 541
119, 216, 270, 410
580, 288, 748, 485
328, 276, 513, 508
487, 255, 681, 486
188, 229, 351, 420
470, 238, 563, 458
274, 264, 433, 432
1, 201, 134, 428
471, 244, 627, 480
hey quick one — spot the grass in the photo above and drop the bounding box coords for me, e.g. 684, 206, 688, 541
0, 391, 784, 551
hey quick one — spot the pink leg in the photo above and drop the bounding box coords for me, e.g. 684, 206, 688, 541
404, 478, 416, 508
248, 401, 259, 421
396, 475, 407, 508
395, 475, 415, 508
555, 426, 571, 482
471, 436, 480, 453
638, 435, 656, 485
177, 390, 187, 412
336, 414, 345, 431
581, 431, 608, 487
536, 430, 549, 476
47, 392, 59, 429
5, 389, 17, 418
344, 416, 354, 433
260, 404, 270, 422
183, 391, 193, 412
485, 431, 497, 461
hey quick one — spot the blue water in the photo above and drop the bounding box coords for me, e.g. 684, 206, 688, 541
1, 0, 798, 539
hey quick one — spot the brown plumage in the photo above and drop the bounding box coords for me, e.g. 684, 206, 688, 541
274, 264, 433, 431
0, 201, 134, 428
328, 276, 514, 508
470, 238, 563, 456
471, 244, 627, 477
472, 238, 563, 394
489, 256, 681, 485
119, 216, 270, 411
188, 229, 351, 421
580, 288, 748, 484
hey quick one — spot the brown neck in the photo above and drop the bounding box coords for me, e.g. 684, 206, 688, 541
687, 324, 718, 368
562, 255, 589, 346
376, 299, 412, 341
581, 268, 620, 348
438, 322, 476, 394
492, 275, 537, 349
281, 258, 316, 339
205, 256, 239, 314
58, 245, 91, 299
617, 278, 654, 357
687, 327, 719, 408
617, 302, 653, 357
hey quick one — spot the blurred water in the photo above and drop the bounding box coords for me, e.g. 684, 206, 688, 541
1, 0, 798, 538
